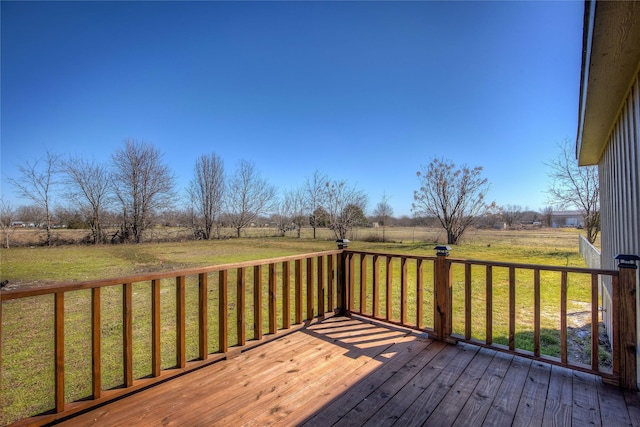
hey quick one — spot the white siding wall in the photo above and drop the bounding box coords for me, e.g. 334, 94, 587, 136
599, 70, 640, 385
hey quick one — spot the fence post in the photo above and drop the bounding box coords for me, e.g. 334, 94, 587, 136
615, 254, 639, 390
434, 246, 452, 342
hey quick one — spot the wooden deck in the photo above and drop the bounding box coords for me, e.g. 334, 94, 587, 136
55, 316, 640, 426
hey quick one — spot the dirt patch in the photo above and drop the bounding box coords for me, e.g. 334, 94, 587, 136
567, 308, 612, 368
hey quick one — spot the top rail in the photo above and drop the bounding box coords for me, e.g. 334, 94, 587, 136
0, 249, 342, 300
344, 249, 617, 275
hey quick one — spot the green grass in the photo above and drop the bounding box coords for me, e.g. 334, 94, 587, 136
0, 227, 597, 425
345, 228, 603, 376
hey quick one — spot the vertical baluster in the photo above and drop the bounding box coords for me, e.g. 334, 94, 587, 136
269, 263, 277, 334
386, 257, 393, 321
237, 268, 246, 345
486, 266, 493, 345
219, 270, 228, 352
55, 292, 65, 412
295, 260, 302, 324
151, 279, 161, 377
560, 271, 568, 364
307, 257, 314, 320
327, 255, 334, 311
508, 268, 516, 351
360, 254, 367, 314
176, 277, 186, 369
465, 263, 472, 340
282, 262, 290, 329
317, 256, 325, 319
123, 283, 133, 385
349, 254, 355, 312
612, 273, 621, 379
591, 273, 599, 371
417, 259, 424, 329
254, 265, 262, 340
534, 269, 541, 357
400, 257, 408, 325
92, 288, 101, 398
199, 273, 208, 360
372, 255, 380, 318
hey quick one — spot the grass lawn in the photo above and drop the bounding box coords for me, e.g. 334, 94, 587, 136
348, 228, 598, 359
0, 226, 598, 424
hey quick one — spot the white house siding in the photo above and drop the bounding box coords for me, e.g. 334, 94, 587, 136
598, 71, 640, 377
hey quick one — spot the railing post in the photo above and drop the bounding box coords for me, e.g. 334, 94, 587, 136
434, 246, 452, 342
336, 240, 350, 317
615, 254, 639, 390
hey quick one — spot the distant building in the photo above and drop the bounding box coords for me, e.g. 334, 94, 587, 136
549, 210, 584, 228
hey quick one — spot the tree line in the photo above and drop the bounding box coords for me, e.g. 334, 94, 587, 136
0, 138, 600, 247
1, 140, 371, 246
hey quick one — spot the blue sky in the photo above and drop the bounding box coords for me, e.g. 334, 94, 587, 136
1, 1, 584, 217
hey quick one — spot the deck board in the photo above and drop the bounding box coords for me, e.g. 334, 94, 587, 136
361, 344, 466, 427
423, 346, 496, 426
394, 344, 480, 426
541, 364, 574, 426
512, 360, 551, 426
451, 350, 514, 426
301, 334, 437, 426
336, 340, 447, 426
572, 370, 602, 425
55, 316, 640, 427
483, 355, 532, 425
597, 380, 633, 426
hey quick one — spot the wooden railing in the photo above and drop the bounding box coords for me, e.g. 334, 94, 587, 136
0, 250, 342, 426
341, 249, 637, 389
2, 247, 637, 425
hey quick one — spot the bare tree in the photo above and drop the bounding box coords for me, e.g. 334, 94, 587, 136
310, 206, 329, 230
412, 158, 491, 245
111, 139, 176, 243
502, 204, 524, 229
324, 179, 368, 240
274, 188, 307, 238
273, 192, 293, 237
305, 170, 328, 239
9, 150, 61, 246
541, 206, 554, 227
190, 152, 225, 240
289, 188, 308, 238
63, 155, 112, 244
0, 199, 17, 248
373, 192, 394, 242
546, 139, 599, 243
226, 160, 276, 238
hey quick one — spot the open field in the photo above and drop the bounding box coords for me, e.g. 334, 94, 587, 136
0, 226, 594, 289
0, 227, 599, 424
